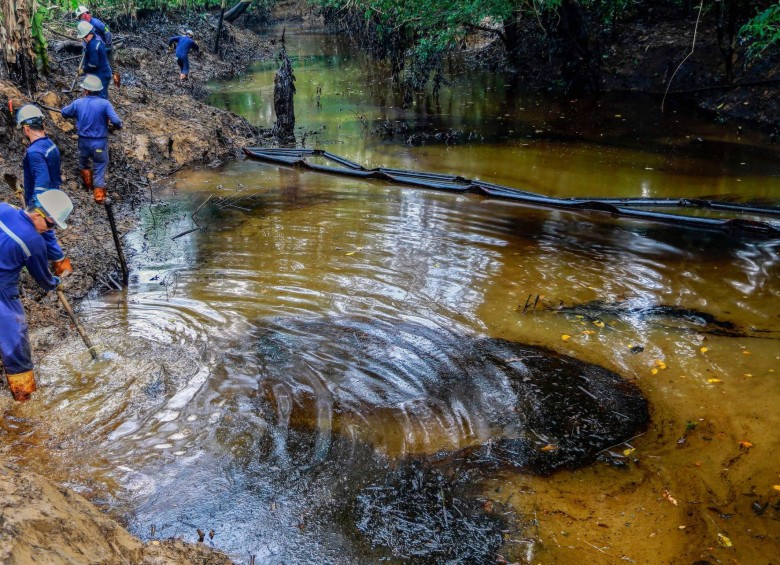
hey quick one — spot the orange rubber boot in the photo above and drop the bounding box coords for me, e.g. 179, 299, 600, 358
94, 187, 106, 204
81, 169, 94, 192
7, 370, 37, 402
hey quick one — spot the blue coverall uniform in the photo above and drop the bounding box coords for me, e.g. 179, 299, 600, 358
22, 136, 65, 263
168, 36, 199, 76
82, 35, 112, 98
86, 16, 112, 48
61, 97, 123, 189
83, 16, 114, 66
0, 203, 58, 375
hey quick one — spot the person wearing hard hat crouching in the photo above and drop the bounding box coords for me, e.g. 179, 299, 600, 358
75, 5, 120, 88
0, 190, 73, 401
76, 20, 112, 99
168, 30, 199, 82
61, 75, 123, 205
17, 104, 73, 278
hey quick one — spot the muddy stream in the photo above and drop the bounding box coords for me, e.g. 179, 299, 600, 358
4, 28, 780, 564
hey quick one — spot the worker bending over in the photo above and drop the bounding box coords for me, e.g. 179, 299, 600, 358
61, 74, 123, 205
0, 190, 73, 401
168, 30, 199, 82
17, 104, 73, 278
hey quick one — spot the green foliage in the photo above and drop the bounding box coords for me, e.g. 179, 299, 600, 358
740, 3, 780, 59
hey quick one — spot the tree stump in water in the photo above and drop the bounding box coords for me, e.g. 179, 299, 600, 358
273, 46, 296, 143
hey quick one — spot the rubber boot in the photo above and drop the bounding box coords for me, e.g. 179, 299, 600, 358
94, 187, 106, 204
81, 169, 94, 192
6, 370, 36, 402
113, 72, 121, 89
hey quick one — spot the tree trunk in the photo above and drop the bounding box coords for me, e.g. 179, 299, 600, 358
214, 0, 227, 55
0, 0, 38, 92
273, 46, 296, 143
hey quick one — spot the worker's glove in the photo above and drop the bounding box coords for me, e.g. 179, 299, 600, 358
52, 276, 63, 290
52, 257, 73, 277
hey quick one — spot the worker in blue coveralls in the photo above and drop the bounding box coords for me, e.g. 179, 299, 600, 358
0, 190, 73, 401
17, 104, 73, 278
168, 30, 199, 82
76, 20, 112, 99
61, 74, 123, 205
74, 5, 120, 88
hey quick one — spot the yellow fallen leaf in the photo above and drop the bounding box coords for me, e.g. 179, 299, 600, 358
654, 360, 667, 369
561, 334, 571, 341
662, 490, 678, 506
582, 330, 595, 335
700, 347, 709, 353
540, 444, 558, 452
345, 251, 356, 256
707, 378, 722, 383
738, 441, 753, 449
593, 320, 605, 328
651, 368, 658, 375
575, 315, 584, 319
773, 485, 780, 491
742, 351, 751, 355
743, 373, 752, 378
623, 447, 635, 457
717, 533, 733, 548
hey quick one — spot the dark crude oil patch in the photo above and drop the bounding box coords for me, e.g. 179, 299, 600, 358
252, 317, 649, 561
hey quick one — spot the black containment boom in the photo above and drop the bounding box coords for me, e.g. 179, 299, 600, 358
243, 147, 780, 237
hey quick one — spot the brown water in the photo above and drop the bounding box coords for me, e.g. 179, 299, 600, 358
3, 28, 779, 564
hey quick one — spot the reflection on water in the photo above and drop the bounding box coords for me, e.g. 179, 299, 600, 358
3, 26, 778, 565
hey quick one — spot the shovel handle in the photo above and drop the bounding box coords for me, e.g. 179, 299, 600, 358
57, 289, 98, 360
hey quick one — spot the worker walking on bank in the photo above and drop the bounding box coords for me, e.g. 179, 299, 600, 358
76, 20, 112, 99
0, 190, 73, 401
75, 5, 120, 88
61, 75, 123, 205
17, 104, 73, 278
168, 30, 199, 82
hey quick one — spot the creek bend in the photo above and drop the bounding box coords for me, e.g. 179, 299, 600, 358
7, 27, 780, 564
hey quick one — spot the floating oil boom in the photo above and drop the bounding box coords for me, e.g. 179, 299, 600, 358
243, 147, 780, 237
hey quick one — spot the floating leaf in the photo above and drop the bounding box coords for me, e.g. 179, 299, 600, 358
540, 444, 558, 452
773, 485, 780, 492
651, 368, 658, 375
742, 351, 751, 355
738, 441, 753, 449
623, 447, 635, 457
717, 533, 733, 548
561, 334, 571, 341
700, 346, 709, 353
662, 490, 678, 506
707, 378, 722, 383
582, 330, 595, 335
593, 320, 605, 328
654, 360, 667, 369
345, 251, 356, 256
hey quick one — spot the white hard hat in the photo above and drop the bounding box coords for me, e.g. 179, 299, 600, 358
75, 5, 90, 17
16, 104, 44, 127
76, 20, 94, 39
36, 190, 73, 229
81, 74, 103, 92
185, 29, 194, 37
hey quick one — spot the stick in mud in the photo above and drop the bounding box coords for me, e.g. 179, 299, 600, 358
104, 201, 129, 285
57, 289, 98, 360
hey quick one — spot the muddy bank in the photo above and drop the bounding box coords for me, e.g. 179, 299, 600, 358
0, 11, 278, 564
0, 463, 231, 564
